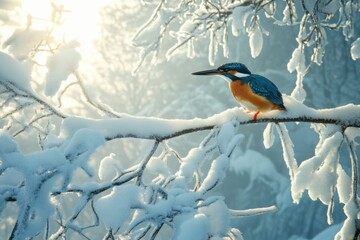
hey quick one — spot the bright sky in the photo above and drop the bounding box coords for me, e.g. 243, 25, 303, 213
21, 0, 107, 51
18, 0, 111, 109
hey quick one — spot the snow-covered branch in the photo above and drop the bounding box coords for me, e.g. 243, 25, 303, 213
59, 98, 360, 142
229, 205, 277, 218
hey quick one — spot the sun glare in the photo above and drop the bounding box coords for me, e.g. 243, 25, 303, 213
21, 0, 106, 49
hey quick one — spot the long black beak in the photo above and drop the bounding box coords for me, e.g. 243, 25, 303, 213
192, 69, 222, 76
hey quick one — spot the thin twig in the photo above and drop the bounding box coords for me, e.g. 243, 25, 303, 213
73, 71, 123, 118
13, 113, 54, 137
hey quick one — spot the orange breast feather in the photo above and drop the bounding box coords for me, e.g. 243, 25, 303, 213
229, 81, 279, 112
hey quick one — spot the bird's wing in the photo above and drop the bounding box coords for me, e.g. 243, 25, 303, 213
246, 74, 284, 106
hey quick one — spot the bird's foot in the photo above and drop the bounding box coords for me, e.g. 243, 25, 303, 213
253, 111, 260, 121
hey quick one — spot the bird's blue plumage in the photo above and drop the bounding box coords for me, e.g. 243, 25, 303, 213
218, 62, 251, 74
241, 74, 284, 106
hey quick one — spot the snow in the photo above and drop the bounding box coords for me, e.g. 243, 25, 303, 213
229, 205, 277, 217
216, 119, 241, 153
198, 154, 229, 192
0, 167, 23, 186
0, 135, 69, 239
312, 41, 326, 65
59, 107, 248, 139
26, 148, 66, 172
0, 136, 63, 179
287, 47, 306, 74
61, 129, 105, 177
282, 2, 297, 25
282, 5, 291, 24
95, 184, 143, 230
208, 29, 217, 66
248, 25, 263, 58
198, 199, 230, 236
0, 134, 18, 154
291, 131, 343, 204
276, 123, 298, 182
288, 47, 307, 102
147, 154, 171, 177
40, 96, 360, 239
2, 28, 48, 59
336, 165, 351, 204
187, 38, 195, 59
335, 200, 358, 240
350, 37, 360, 60
45, 41, 81, 96
177, 147, 206, 181
24, 175, 58, 236
291, 75, 307, 102
263, 123, 275, 149
174, 213, 210, 240
178, 20, 198, 37
98, 153, 123, 181
174, 192, 198, 207
146, 195, 174, 217
62, 129, 105, 159
345, 127, 360, 144
222, 27, 229, 58
0, 51, 32, 92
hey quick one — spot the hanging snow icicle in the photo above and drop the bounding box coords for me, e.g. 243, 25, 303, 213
248, 23, 263, 58
208, 29, 217, 66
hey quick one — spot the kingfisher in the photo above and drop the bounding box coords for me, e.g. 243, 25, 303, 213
192, 62, 286, 120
